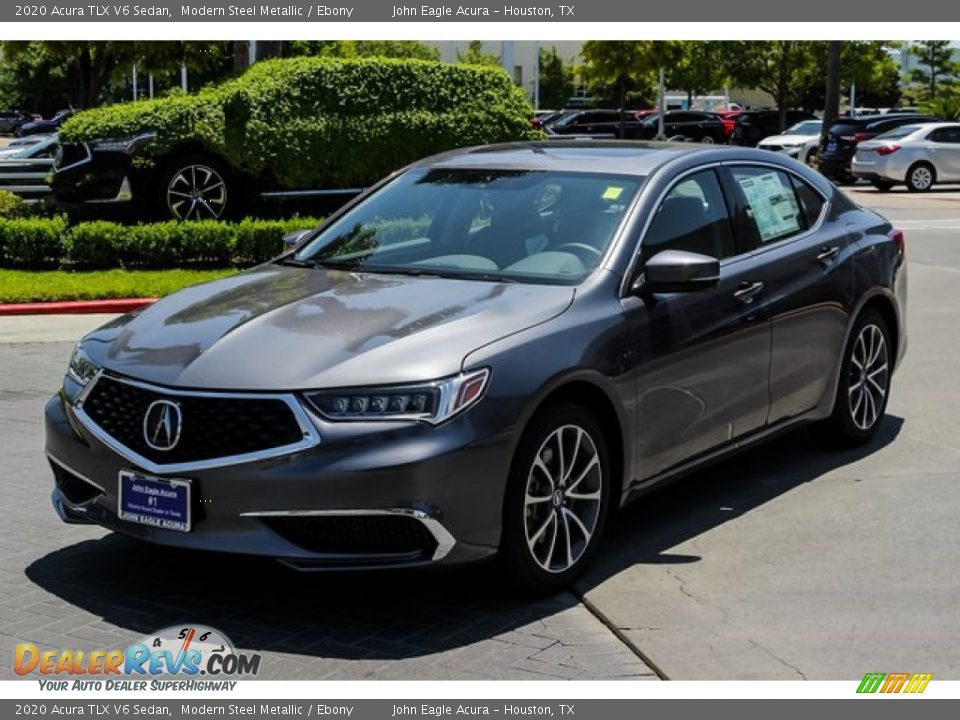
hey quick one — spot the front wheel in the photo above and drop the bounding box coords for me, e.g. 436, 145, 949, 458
500, 404, 612, 593
157, 156, 235, 221
825, 309, 892, 445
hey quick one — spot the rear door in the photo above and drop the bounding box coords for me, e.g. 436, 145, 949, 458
928, 125, 960, 181
623, 168, 772, 479
722, 164, 853, 423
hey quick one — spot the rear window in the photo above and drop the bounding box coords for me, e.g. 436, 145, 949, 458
875, 125, 923, 140
828, 122, 865, 136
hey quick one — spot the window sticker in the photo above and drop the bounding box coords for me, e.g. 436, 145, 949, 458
737, 172, 801, 241
602, 186, 625, 201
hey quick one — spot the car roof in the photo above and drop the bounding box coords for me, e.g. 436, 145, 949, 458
420, 141, 783, 177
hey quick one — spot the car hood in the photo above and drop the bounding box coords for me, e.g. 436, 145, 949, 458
759, 134, 815, 146
84, 265, 575, 390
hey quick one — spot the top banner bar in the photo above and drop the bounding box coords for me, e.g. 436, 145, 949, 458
5, 0, 960, 22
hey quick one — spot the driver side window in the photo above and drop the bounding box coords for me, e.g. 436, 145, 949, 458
641, 169, 735, 263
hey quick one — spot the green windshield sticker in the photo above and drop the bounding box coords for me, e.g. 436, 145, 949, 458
602, 186, 625, 201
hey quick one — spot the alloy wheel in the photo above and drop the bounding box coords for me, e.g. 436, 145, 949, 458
700, 135, 715, 144
167, 164, 228, 220
523, 424, 603, 574
910, 166, 933, 191
847, 323, 889, 431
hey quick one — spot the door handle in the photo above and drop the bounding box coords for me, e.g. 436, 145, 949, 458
817, 245, 840, 264
734, 281, 764, 305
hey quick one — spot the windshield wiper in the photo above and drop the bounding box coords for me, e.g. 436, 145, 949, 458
277, 256, 317, 268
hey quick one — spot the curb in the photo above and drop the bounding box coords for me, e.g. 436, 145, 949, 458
0, 298, 157, 316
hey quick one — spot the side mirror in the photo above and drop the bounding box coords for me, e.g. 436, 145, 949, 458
282, 229, 312, 249
633, 249, 720, 294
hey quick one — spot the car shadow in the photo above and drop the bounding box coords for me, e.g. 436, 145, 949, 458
24, 416, 903, 664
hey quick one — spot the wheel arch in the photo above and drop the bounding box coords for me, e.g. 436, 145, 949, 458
513, 375, 629, 505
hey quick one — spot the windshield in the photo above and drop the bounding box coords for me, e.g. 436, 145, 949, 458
293, 168, 642, 285
785, 120, 821, 136
875, 125, 923, 140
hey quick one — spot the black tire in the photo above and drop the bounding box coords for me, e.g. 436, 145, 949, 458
824, 309, 892, 446
499, 403, 612, 594
155, 155, 236, 221
834, 173, 857, 186
871, 179, 896, 192
905, 162, 935, 193
804, 148, 819, 167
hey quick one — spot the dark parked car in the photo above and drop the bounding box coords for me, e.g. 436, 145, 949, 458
17, 109, 75, 138
637, 111, 727, 143
0, 110, 36, 135
818, 113, 941, 184
729, 110, 817, 147
46, 142, 906, 591
545, 109, 645, 138
0, 133, 58, 201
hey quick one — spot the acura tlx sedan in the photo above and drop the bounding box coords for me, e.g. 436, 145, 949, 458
45, 141, 907, 591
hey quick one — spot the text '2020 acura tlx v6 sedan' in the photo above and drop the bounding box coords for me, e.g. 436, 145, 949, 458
45, 141, 907, 592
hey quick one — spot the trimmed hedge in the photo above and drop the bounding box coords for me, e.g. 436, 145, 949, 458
0, 190, 27, 219
0, 216, 321, 269
61, 57, 540, 190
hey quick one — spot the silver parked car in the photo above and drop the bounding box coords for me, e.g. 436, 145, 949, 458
852, 123, 960, 192
757, 119, 822, 166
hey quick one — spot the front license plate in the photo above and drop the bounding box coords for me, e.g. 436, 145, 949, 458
118, 471, 191, 532
827, 142, 837, 153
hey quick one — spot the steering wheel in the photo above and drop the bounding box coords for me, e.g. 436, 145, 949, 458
553, 242, 603, 266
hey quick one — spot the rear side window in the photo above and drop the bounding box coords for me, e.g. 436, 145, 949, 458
930, 127, 960, 143
642, 169, 736, 262
730, 167, 805, 244
790, 176, 826, 227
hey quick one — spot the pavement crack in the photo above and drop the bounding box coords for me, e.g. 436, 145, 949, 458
747, 639, 807, 680
576, 591, 669, 680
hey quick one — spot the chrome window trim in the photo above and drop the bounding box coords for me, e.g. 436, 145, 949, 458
71, 372, 320, 474
239, 507, 456, 562
618, 159, 831, 297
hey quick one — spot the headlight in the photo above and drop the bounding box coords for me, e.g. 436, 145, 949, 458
91, 133, 155, 155
67, 344, 100, 387
304, 369, 489, 424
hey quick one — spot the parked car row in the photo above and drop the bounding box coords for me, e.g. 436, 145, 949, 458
0, 109, 73, 137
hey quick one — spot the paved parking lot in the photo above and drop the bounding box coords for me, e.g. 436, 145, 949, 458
1, 186, 958, 681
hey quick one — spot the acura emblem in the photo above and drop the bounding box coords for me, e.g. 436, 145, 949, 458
143, 400, 182, 451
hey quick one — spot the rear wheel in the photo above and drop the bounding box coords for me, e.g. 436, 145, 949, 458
871, 179, 896, 192
825, 309, 892, 446
500, 404, 612, 593
699, 135, 716, 144
906, 162, 935, 193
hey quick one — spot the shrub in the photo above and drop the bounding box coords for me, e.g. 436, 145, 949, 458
0, 216, 68, 266
0, 190, 26, 219
61, 57, 539, 190
0, 216, 324, 268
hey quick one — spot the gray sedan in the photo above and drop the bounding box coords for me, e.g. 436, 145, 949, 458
45, 142, 907, 592
852, 122, 960, 192
0, 133, 58, 201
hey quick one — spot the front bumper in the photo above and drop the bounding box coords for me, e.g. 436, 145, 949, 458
45, 380, 514, 570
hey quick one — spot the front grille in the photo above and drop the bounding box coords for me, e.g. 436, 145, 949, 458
82, 375, 305, 465
51, 461, 102, 505
264, 515, 438, 558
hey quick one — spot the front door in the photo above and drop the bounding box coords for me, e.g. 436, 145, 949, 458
622, 168, 772, 480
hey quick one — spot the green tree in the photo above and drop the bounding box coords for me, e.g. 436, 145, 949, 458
794, 42, 901, 113
0, 41, 230, 108
907, 41, 957, 99
457, 41, 501, 67
923, 89, 960, 120
669, 41, 727, 107
538, 46, 574, 109
0, 43, 77, 115
721, 41, 821, 131
581, 41, 682, 133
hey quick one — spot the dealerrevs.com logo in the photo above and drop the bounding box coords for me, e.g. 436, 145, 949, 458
14, 625, 261, 690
